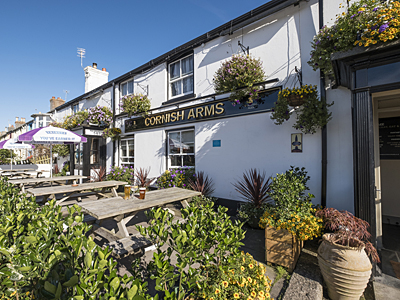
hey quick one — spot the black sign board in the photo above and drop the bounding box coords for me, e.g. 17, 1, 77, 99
125, 88, 279, 132
379, 117, 400, 159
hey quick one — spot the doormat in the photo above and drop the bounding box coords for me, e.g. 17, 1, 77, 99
390, 260, 400, 279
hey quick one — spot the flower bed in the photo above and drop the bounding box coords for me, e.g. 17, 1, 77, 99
106, 165, 135, 183
157, 167, 195, 189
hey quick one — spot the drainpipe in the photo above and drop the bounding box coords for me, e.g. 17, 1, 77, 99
319, 0, 327, 208
112, 82, 116, 167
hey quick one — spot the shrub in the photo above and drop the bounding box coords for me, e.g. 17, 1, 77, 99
156, 167, 195, 189
106, 165, 135, 183
259, 166, 323, 241
52, 144, 70, 157
0, 149, 14, 164
136, 202, 246, 300
0, 177, 149, 299
213, 54, 265, 108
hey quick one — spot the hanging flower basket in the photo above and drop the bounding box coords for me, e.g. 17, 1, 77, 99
120, 94, 151, 117
287, 94, 306, 107
270, 84, 334, 134
213, 54, 266, 108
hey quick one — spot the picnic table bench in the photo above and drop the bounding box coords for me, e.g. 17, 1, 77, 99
9, 175, 87, 193
79, 187, 201, 258
0, 168, 35, 174
26, 180, 128, 205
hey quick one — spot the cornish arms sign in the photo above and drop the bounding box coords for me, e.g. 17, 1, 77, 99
125, 88, 279, 132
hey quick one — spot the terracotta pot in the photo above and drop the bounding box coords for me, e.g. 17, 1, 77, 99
287, 94, 305, 107
317, 233, 372, 300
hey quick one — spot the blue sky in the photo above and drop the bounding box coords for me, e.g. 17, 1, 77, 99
0, 0, 271, 132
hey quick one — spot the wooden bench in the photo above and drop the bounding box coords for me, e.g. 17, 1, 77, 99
79, 187, 201, 257
26, 180, 128, 204
9, 175, 87, 193
104, 234, 152, 258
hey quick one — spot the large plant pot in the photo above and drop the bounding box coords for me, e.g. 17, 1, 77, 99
317, 233, 372, 300
265, 226, 303, 272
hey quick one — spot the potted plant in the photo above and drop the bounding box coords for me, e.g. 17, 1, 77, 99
213, 54, 266, 108
233, 169, 272, 229
87, 105, 113, 126
187, 170, 215, 197
102, 127, 122, 141
270, 85, 333, 134
259, 166, 323, 271
316, 208, 380, 300
120, 94, 151, 117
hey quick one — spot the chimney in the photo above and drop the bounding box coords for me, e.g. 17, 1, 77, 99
50, 96, 65, 111
84, 63, 109, 93
15, 117, 25, 128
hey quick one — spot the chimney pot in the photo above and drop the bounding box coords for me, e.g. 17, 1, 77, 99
52, 96, 55, 99
16, 117, 19, 122
102, 68, 106, 72
92, 63, 97, 69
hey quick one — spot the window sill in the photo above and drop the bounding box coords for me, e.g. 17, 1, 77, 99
163, 93, 195, 105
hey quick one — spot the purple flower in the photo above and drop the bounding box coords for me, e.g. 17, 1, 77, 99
379, 24, 389, 33
373, 7, 378, 12
351, 14, 356, 18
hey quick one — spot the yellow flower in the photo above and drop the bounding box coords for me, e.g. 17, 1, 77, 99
249, 263, 254, 269
251, 291, 257, 297
248, 277, 253, 283
234, 293, 240, 299
241, 266, 245, 271
222, 281, 229, 288
215, 288, 221, 295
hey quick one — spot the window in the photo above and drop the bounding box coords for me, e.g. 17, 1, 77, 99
169, 55, 194, 99
72, 104, 79, 114
38, 116, 43, 128
167, 129, 195, 168
74, 143, 83, 165
120, 138, 134, 166
90, 138, 99, 164
121, 79, 134, 96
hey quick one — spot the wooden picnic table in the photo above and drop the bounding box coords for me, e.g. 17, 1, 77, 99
0, 168, 35, 173
26, 180, 128, 205
9, 175, 87, 193
79, 187, 201, 257
1, 170, 42, 179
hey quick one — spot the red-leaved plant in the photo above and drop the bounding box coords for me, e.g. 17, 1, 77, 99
135, 167, 155, 188
188, 171, 215, 196
316, 208, 380, 262
90, 166, 107, 182
232, 169, 272, 208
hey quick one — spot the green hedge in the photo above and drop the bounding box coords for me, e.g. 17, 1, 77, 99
0, 177, 148, 300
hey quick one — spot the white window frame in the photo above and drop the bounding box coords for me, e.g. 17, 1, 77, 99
120, 137, 134, 167
167, 128, 195, 168
72, 103, 79, 114
169, 54, 194, 100
120, 79, 134, 97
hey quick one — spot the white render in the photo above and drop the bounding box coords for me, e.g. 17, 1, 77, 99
84, 65, 109, 94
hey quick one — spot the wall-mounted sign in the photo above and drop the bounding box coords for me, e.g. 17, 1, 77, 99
213, 140, 221, 147
125, 88, 279, 132
379, 117, 400, 159
291, 133, 302, 153
85, 129, 104, 137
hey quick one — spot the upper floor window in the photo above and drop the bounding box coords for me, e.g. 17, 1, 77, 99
72, 103, 79, 114
169, 55, 194, 99
121, 79, 134, 97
